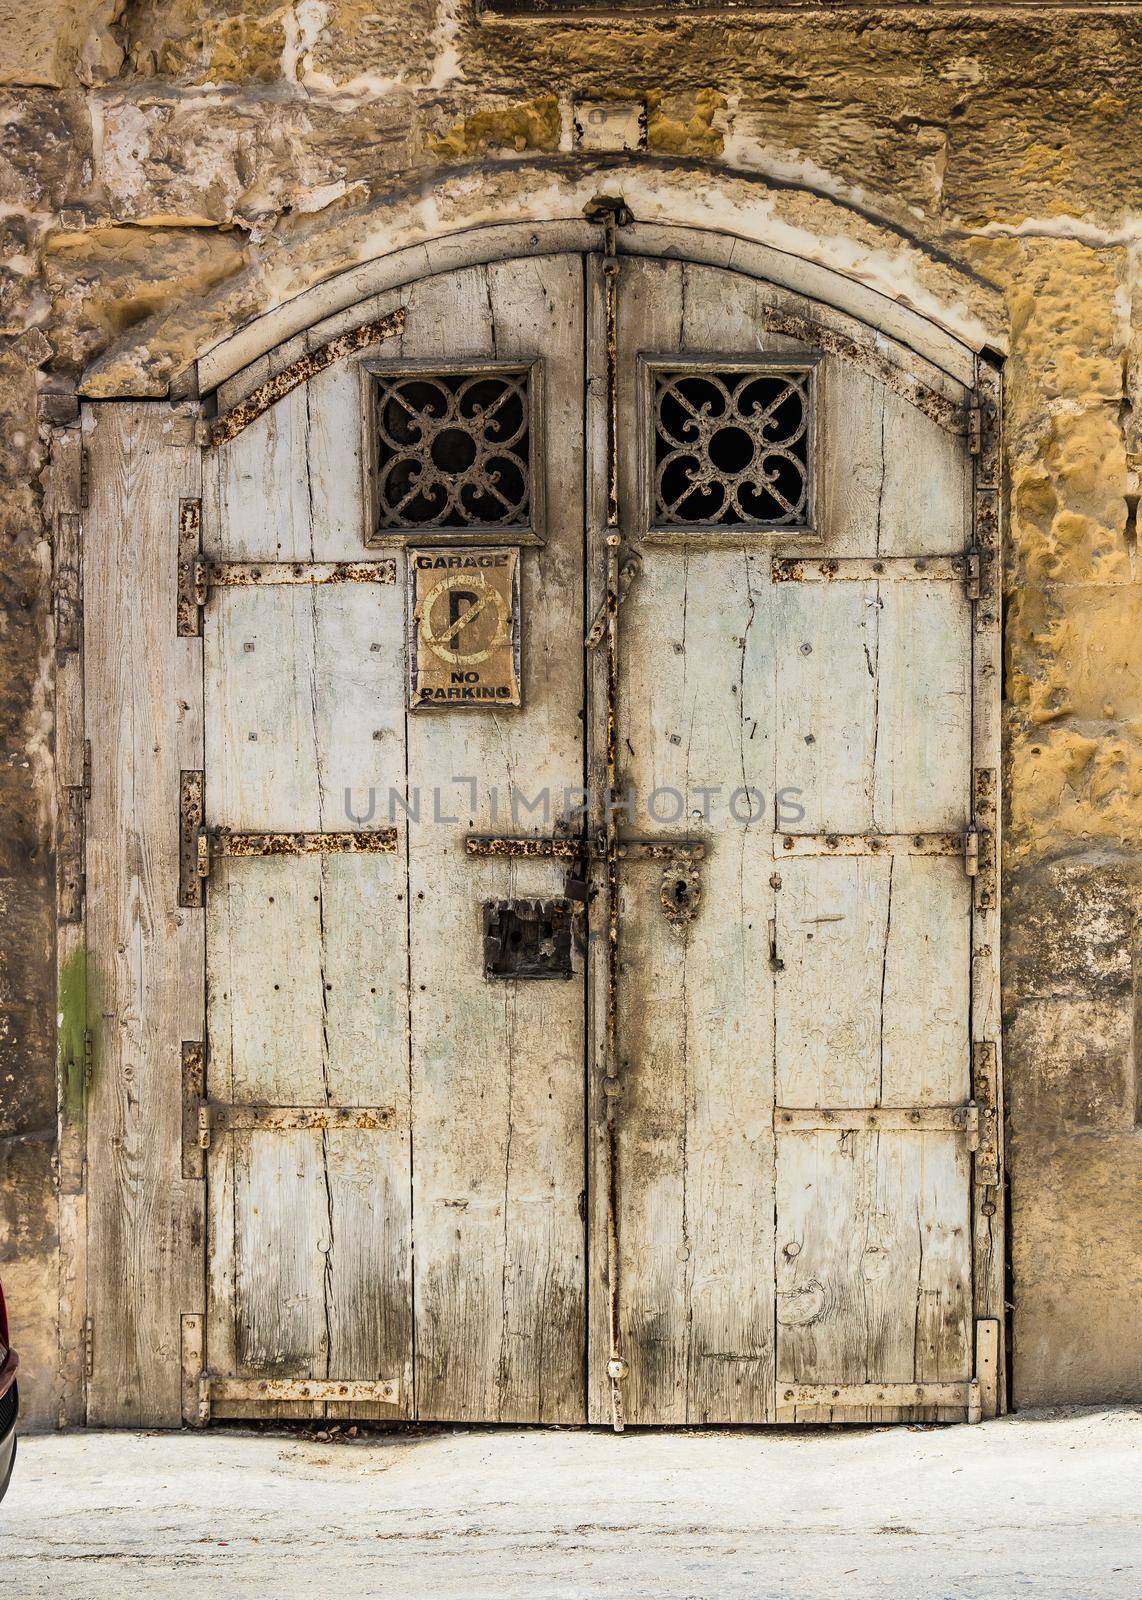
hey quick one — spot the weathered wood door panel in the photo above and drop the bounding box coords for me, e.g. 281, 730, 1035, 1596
589, 256, 981, 1426
202, 254, 587, 1423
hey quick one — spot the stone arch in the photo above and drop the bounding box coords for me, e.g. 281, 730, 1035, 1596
77, 160, 1005, 401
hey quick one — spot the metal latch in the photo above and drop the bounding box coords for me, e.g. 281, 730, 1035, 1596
963, 549, 982, 601
466, 833, 705, 930
964, 823, 979, 878
586, 551, 642, 649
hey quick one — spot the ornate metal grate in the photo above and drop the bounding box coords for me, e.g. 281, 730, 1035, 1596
372, 367, 532, 532
648, 362, 814, 531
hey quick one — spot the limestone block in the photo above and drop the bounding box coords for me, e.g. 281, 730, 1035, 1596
0, 90, 89, 210
1011, 1131, 1142, 1404
1014, 586, 1142, 727
1008, 722, 1142, 860
43, 224, 246, 372
0, 0, 122, 88
1006, 999, 1134, 1133
94, 92, 416, 228
0, 1137, 57, 1427
1005, 857, 1137, 1003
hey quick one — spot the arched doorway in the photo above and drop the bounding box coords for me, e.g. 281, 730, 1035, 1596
79, 218, 1002, 1429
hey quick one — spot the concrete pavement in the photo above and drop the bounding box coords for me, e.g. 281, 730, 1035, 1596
1, 1407, 1138, 1598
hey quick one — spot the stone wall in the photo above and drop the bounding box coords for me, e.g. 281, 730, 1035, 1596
2, 0, 1140, 1423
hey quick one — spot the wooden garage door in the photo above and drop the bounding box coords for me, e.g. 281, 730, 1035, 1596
80, 241, 997, 1428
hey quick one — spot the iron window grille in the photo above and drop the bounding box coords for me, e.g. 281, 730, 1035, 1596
640, 356, 819, 537
364, 361, 543, 545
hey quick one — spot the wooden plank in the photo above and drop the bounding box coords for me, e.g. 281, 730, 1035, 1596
404, 256, 586, 1423
53, 430, 89, 1428
976, 1316, 1000, 1420
584, 251, 613, 1425
83, 403, 205, 1425
774, 579, 971, 835
232, 1129, 327, 1376
51, 422, 90, 1452
774, 856, 970, 1109
181, 1312, 204, 1425
819, 362, 973, 558
204, 428, 413, 1419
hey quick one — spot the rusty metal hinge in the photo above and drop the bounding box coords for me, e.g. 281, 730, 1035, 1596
178, 770, 206, 908
972, 1040, 1000, 1185
83, 1314, 94, 1381
181, 781, 399, 908
177, 499, 204, 637
963, 550, 982, 602
58, 784, 86, 924
78, 447, 90, 510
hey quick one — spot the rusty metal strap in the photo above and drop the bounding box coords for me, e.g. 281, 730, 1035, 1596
775, 1104, 980, 1143
467, 835, 582, 860
465, 835, 705, 862
760, 310, 966, 436
773, 555, 968, 584
196, 559, 397, 596
778, 1380, 980, 1414
776, 831, 964, 858
202, 1377, 400, 1413
199, 1102, 397, 1148
205, 829, 397, 866
207, 308, 406, 447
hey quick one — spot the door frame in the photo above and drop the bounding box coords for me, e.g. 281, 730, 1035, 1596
57, 218, 1004, 1429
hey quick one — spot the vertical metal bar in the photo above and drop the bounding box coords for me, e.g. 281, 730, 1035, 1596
600, 233, 627, 1433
